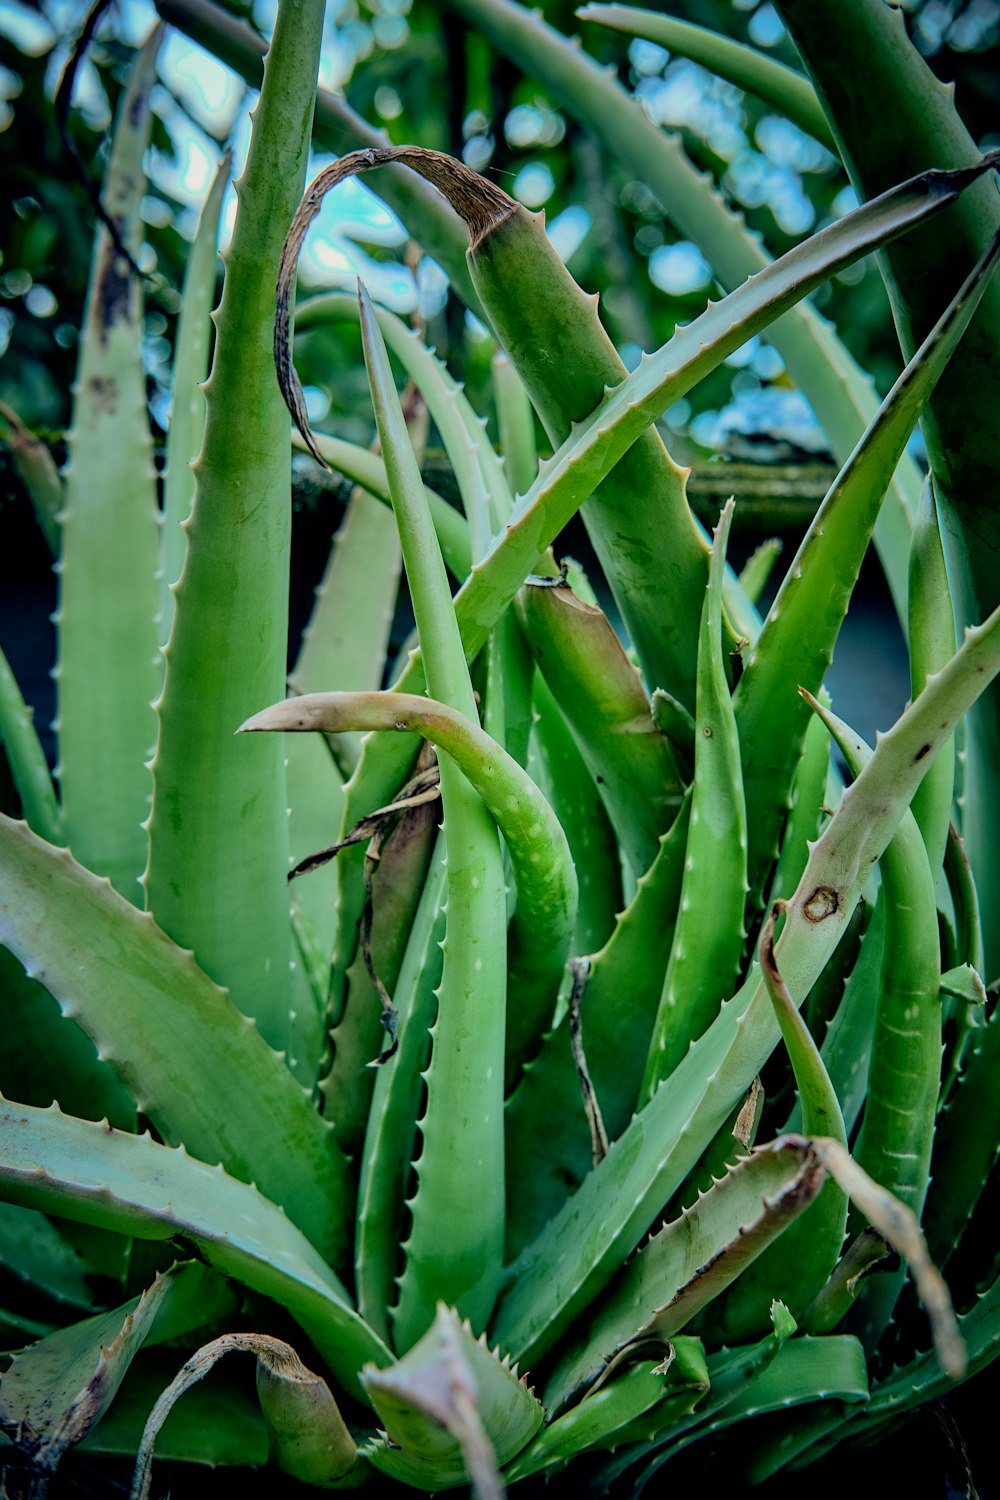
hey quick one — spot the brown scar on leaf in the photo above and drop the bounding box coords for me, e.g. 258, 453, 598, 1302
914, 742, 932, 762
567, 957, 609, 1167
802, 885, 840, 923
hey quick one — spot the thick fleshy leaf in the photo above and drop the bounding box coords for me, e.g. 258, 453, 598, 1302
0, 1263, 230, 1473
0, 1100, 389, 1399
362, 1306, 543, 1492
0, 816, 353, 1268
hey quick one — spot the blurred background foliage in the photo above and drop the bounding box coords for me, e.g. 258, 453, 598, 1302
1, 0, 998, 465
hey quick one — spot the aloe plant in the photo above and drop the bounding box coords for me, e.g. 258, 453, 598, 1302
2, 4, 1000, 1495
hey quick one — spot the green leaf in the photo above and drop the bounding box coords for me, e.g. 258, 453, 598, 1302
0, 816, 353, 1268
505, 1339, 709, 1482
518, 578, 682, 878
355, 284, 508, 1345
545, 1137, 827, 1411
56, 30, 162, 902
146, 0, 326, 1051
131, 1332, 360, 1497
160, 149, 231, 643
0, 645, 62, 846
438, 0, 923, 619
735, 225, 1000, 899
242, 689, 577, 1102
494, 593, 1000, 1367
0, 1100, 389, 1399
0, 1200, 97, 1313
578, 5, 837, 151
0, 402, 62, 554
0, 1263, 228, 1472
641, 501, 747, 1097
362, 1306, 543, 1493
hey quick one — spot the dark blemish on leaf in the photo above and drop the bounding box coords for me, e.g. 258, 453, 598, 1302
96, 244, 132, 342
703, 725, 714, 738
803, 885, 840, 922
85, 375, 119, 417
914, 743, 932, 762
596, 775, 605, 784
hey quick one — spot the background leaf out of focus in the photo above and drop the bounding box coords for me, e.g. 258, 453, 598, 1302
3, 0, 998, 449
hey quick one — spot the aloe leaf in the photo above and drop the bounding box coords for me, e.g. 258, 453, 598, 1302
0, 1101, 389, 1397
290, 443, 409, 1085
799, 895, 868, 1060
546, 1137, 827, 1411
285, 734, 343, 1078
924, 1000, 1000, 1266
708, 912, 847, 1345
503, 794, 690, 1260
808, 696, 940, 1306
55, 31, 162, 903
0, 1200, 97, 1313
242, 689, 577, 1070
638, 1332, 869, 1494
71, 1350, 267, 1466
939, 963, 986, 1006
155, 0, 484, 316
492, 352, 538, 499
351, 285, 507, 1344
299, 151, 997, 1002
0, 816, 353, 1267
295, 484, 402, 773
493, 596, 1000, 1366
766, 703, 831, 907
734, 226, 1000, 899
844, 1268, 1000, 1434
160, 149, 230, 642
298, 431, 471, 579
356, 842, 446, 1339
296, 292, 511, 550
737, 538, 783, 610
506, 1339, 709, 1483
279, 146, 706, 711
322, 783, 438, 1159
0, 1274, 171, 1471
783, 896, 882, 1144
908, 479, 957, 878
0, 944, 135, 1133
517, 579, 682, 877
691, 1334, 870, 1443
586, 1302, 797, 1492
439, 0, 924, 618
0, 1263, 230, 1473
649, 689, 695, 774
641, 501, 746, 1097
0, 402, 62, 554
772, 0, 1000, 980
578, 4, 836, 152
529, 671, 621, 953
361, 1306, 543, 1492
145, 0, 326, 1052
0, 644, 62, 845
132, 1332, 360, 1497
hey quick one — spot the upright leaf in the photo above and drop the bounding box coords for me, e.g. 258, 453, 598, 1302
56, 31, 161, 901
146, 0, 326, 1051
